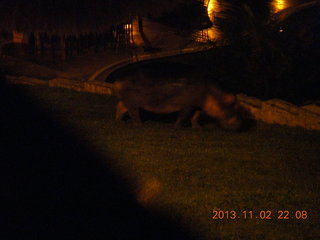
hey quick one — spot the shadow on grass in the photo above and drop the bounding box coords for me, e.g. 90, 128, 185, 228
0, 79, 202, 240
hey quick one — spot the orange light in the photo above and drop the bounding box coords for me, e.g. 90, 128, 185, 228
204, 0, 221, 40
271, 0, 289, 13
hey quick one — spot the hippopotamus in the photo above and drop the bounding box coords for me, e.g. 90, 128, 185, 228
112, 63, 247, 130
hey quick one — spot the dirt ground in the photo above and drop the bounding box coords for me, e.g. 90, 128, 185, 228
0, 48, 138, 80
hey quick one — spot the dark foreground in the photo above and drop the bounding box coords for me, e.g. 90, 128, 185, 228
0, 82, 198, 240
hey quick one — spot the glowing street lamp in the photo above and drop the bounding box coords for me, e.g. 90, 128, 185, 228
205, 0, 221, 40
271, 0, 290, 13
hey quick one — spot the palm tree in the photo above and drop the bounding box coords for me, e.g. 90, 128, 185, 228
271, 0, 320, 101
212, 1, 293, 99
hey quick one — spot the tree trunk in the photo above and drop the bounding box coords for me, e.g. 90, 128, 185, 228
34, 32, 41, 57
130, 24, 135, 47
0, 41, 3, 58
138, 16, 153, 51
0, 37, 4, 58
60, 35, 67, 61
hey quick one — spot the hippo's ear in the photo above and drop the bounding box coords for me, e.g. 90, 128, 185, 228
222, 94, 236, 106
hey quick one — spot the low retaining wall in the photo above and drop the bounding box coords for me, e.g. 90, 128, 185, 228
6, 75, 113, 95
238, 94, 320, 131
6, 75, 320, 131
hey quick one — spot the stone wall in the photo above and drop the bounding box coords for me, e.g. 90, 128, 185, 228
5, 75, 320, 131
237, 94, 320, 131
6, 75, 113, 95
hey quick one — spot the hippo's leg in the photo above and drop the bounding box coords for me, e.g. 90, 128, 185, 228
191, 110, 202, 128
115, 101, 128, 121
127, 107, 142, 126
174, 109, 193, 128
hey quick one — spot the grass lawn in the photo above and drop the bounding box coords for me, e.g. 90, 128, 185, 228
17, 85, 320, 240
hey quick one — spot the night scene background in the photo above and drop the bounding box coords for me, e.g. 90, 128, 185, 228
0, 0, 320, 240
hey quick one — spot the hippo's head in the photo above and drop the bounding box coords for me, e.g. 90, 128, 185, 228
203, 89, 252, 131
